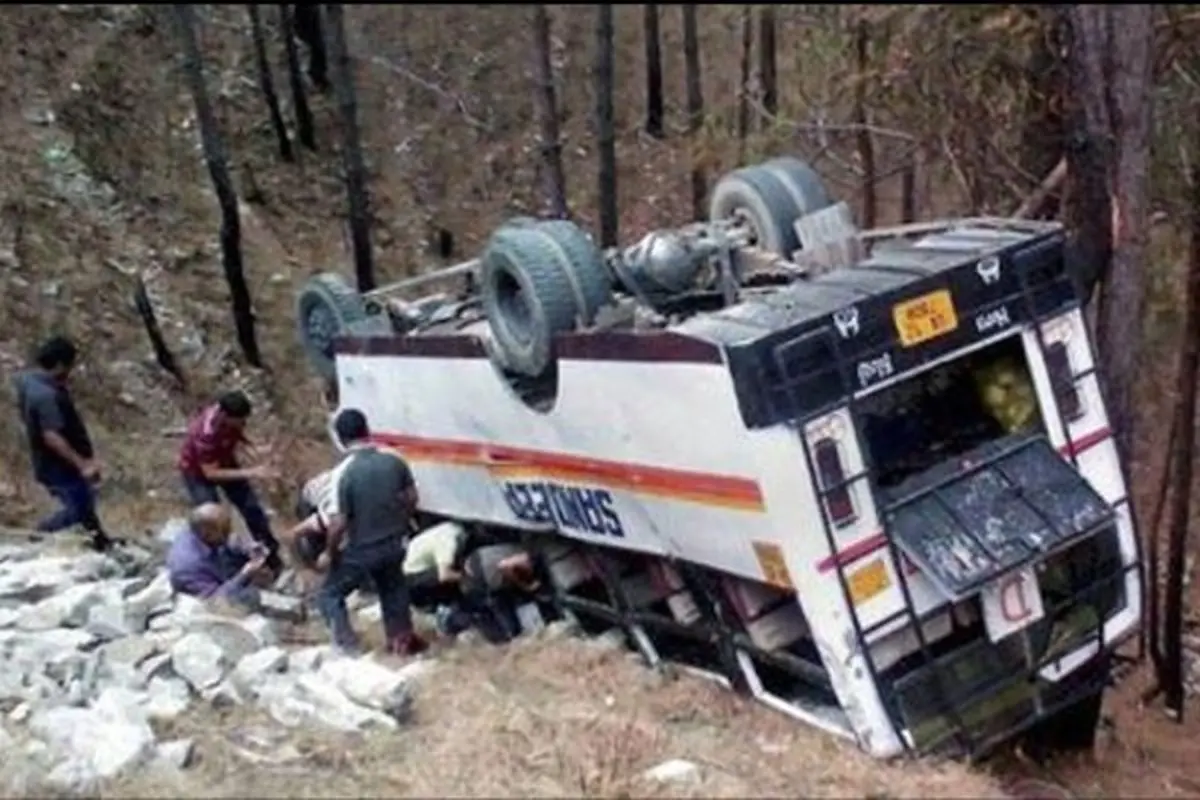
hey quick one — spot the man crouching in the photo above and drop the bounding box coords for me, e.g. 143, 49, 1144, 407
167, 502, 276, 607
315, 409, 428, 657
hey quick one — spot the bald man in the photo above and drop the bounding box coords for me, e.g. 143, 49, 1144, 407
166, 502, 276, 607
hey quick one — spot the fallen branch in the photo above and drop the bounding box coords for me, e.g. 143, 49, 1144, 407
133, 273, 187, 388
365, 54, 490, 132
1011, 158, 1068, 219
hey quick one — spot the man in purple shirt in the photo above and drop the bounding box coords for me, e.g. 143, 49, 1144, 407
167, 503, 275, 607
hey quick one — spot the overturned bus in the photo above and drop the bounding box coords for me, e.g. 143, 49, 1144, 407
296, 155, 1141, 760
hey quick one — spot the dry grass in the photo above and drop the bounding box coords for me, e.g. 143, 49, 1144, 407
97, 635, 1003, 799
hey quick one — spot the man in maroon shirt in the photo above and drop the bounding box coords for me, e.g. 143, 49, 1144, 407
178, 391, 282, 572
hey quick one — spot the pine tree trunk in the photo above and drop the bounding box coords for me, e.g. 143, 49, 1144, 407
736, 6, 752, 156
172, 4, 263, 367
643, 4, 664, 139
293, 3, 329, 91
324, 4, 376, 292
1162, 154, 1200, 721
279, 4, 316, 151
595, 5, 618, 247
681, 4, 706, 221
758, 6, 777, 122
248, 4, 293, 163
532, 5, 569, 218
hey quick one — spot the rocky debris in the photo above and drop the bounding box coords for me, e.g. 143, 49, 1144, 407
0, 541, 431, 793
644, 758, 702, 784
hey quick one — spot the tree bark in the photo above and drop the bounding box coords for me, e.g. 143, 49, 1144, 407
532, 5, 569, 219
1162, 153, 1200, 721
643, 4, 664, 140
852, 14, 877, 229
1060, 5, 1114, 309
324, 4, 375, 292
248, 5, 293, 163
736, 6, 752, 157
293, 3, 329, 91
1098, 4, 1155, 462
681, 4, 706, 221
172, 5, 263, 368
758, 5, 777, 123
279, 4, 316, 151
595, 5, 618, 247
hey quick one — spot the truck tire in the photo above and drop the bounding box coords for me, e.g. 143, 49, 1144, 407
708, 165, 804, 258
532, 220, 612, 325
482, 226, 581, 377
296, 272, 372, 382
760, 156, 834, 217
497, 217, 613, 325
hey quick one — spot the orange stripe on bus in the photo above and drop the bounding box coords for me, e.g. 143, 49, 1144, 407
370, 432, 766, 512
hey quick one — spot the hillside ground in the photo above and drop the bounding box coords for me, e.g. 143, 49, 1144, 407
0, 5, 1196, 797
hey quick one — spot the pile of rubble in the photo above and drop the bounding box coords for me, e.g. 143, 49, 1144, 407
0, 539, 430, 794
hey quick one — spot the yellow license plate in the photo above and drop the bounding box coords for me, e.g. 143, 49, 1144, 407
847, 557, 892, 606
893, 289, 959, 347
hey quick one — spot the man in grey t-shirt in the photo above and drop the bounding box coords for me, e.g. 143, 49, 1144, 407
314, 409, 428, 657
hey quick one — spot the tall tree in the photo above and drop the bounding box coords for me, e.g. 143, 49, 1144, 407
1161, 146, 1200, 721
292, 3, 329, 92
643, 4, 664, 139
681, 4, 706, 221
1061, 5, 1154, 461
324, 4, 376, 292
757, 6, 777, 123
736, 6, 752, 156
852, 13, 877, 228
532, 5, 569, 218
172, 4, 263, 367
248, 5, 293, 163
279, 4, 315, 151
595, 5, 618, 247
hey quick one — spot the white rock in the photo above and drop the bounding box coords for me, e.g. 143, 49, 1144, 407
258, 591, 305, 622
287, 645, 330, 673
9, 703, 30, 723
101, 635, 159, 671
231, 646, 287, 690
239, 614, 279, 646
357, 603, 382, 623
200, 679, 244, 708
17, 583, 102, 630
127, 570, 174, 617
0, 608, 20, 628
170, 633, 229, 691
154, 738, 195, 770
140, 652, 174, 683
183, 615, 262, 662
28, 688, 157, 787
86, 598, 149, 639
257, 673, 397, 732
318, 656, 415, 718
144, 677, 191, 720
644, 759, 701, 784
0, 556, 85, 603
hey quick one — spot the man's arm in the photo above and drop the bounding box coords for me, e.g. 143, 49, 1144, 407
171, 562, 252, 600
199, 461, 262, 482
328, 465, 354, 555
396, 459, 418, 513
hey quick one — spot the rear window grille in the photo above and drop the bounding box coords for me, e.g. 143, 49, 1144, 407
814, 438, 856, 526
1044, 341, 1083, 421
